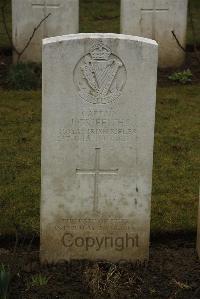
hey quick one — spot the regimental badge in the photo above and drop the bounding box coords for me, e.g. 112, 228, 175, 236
74, 40, 127, 104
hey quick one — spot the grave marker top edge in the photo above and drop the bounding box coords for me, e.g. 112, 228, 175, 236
42, 33, 158, 47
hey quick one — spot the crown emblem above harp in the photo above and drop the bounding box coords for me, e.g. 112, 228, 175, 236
74, 40, 127, 105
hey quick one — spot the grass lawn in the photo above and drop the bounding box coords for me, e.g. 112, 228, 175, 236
0, 86, 199, 235
0, 0, 199, 236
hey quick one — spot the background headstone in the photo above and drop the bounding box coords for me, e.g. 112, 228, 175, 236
12, 0, 79, 62
41, 33, 158, 263
120, 0, 188, 68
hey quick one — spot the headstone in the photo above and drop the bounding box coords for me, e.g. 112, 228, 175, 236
41, 33, 158, 263
12, 0, 79, 62
120, 0, 188, 68
197, 187, 200, 258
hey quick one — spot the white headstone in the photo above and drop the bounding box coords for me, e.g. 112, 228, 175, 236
120, 0, 188, 68
41, 33, 158, 263
12, 0, 79, 62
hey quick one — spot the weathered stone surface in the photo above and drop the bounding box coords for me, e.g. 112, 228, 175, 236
120, 0, 188, 68
41, 33, 158, 263
12, 0, 79, 62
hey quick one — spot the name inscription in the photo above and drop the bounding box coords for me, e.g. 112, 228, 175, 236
58, 109, 136, 143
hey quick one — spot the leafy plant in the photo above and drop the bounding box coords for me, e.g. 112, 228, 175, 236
168, 69, 193, 84
6, 62, 42, 90
0, 264, 11, 299
27, 273, 50, 289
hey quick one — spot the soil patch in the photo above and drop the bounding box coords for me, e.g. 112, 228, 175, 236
0, 234, 200, 299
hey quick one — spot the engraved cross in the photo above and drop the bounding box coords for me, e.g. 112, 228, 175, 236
76, 148, 119, 213
141, 0, 169, 40
31, 0, 60, 36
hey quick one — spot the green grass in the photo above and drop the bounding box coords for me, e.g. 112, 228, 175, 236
80, 0, 120, 33
0, 90, 41, 234
0, 86, 199, 235
0, 0, 200, 49
152, 86, 199, 232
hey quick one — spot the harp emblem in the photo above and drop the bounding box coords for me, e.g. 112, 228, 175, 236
74, 41, 127, 104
